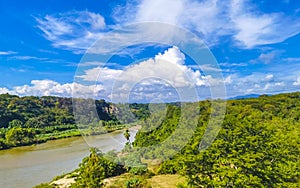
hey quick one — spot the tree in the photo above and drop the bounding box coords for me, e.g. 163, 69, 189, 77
0, 139, 7, 149
8, 119, 23, 128
5, 127, 35, 146
72, 148, 125, 188
73, 148, 106, 187
124, 129, 130, 142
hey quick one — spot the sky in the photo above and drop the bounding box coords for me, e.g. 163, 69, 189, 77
0, 0, 299, 102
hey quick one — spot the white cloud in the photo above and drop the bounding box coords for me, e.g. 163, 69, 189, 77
219, 62, 247, 67
77, 46, 216, 88
113, 0, 300, 48
36, 11, 106, 53
0, 88, 9, 94
77, 61, 105, 67
9, 55, 48, 61
247, 50, 283, 64
8, 80, 104, 98
0, 51, 17, 55
263, 82, 285, 90
229, 0, 300, 48
293, 76, 300, 86
222, 72, 299, 97
284, 57, 300, 62
1, 71, 298, 101
265, 74, 274, 81
72, 83, 105, 98
135, 0, 184, 25
75, 46, 227, 102
13, 80, 72, 96
113, 0, 232, 46
34, 0, 300, 52
256, 51, 279, 64
0, 46, 224, 101
77, 67, 122, 82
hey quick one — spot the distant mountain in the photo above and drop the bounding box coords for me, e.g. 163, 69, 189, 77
229, 94, 265, 100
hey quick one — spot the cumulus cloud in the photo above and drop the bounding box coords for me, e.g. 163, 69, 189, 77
0, 46, 223, 101
117, 46, 209, 87
1, 80, 104, 98
13, 80, 72, 96
263, 82, 285, 90
77, 67, 122, 82
0, 87, 9, 94
223, 72, 293, 97
36, 11, 106, 53
77, 46, 219, 88
293, 76, 300, 86
135, 0, 184, 25
75, 46, 227, 102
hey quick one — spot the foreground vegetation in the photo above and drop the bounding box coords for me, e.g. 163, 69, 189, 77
35, 92, 299, 187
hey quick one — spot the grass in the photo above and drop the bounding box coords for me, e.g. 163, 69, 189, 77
104, 173, 150, 188
35, 129, 82, 142
147, 174, 186, 188
103, 173, 186, 188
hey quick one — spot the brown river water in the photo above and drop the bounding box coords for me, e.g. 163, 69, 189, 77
0, 128, 138, 188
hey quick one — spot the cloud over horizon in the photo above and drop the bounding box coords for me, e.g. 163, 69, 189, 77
0, 0, 299, 101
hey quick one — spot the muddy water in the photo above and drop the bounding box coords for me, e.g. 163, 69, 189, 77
0, 128, 138, 188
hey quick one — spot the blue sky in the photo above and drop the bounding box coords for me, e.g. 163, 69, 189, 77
0, 0, 299, 102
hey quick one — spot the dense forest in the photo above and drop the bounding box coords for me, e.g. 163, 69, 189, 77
35, 92, 299, 187
0, 94, 149, 150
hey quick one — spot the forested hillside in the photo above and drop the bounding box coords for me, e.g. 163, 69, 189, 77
3, 92, 299, 187
0, 94, 149, 149
49, 92, 300, 188
133, 92, 300, 187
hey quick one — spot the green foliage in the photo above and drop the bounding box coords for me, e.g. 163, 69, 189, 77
8, 119, 23, 128
121, 151, 148, 175
124, 178, 143, 188
4, 92, 300, 187
0, 94, 137, 149
5, 127, 35, 146
124, 129, 130, 142
0, 94, 121, 130
132, 92, 300, 187
133, 104, 181, 148
129, 103, 150, 120
71, 148, 125, 188
0, 138, 8, 149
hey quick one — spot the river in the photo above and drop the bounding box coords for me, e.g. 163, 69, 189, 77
0, 128, 138, 188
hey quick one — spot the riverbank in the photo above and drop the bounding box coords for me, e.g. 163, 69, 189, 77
32, 125, 142, 188
0, 128, 140, 188
0, 124, 139, 151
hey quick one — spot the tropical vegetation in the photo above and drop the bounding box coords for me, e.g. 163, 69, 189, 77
9, 92, 300, 187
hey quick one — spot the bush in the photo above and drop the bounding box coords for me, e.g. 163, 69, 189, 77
124, 178, 142, 188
